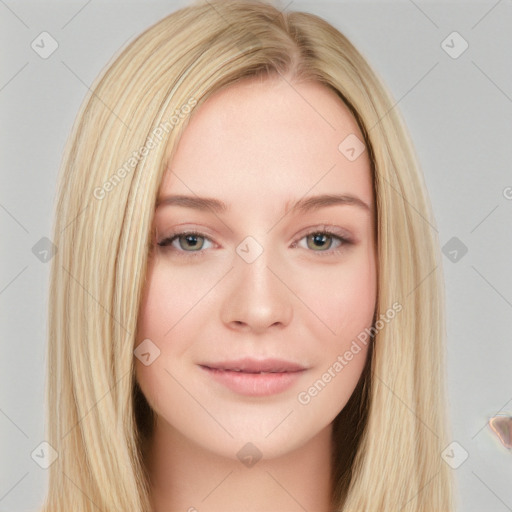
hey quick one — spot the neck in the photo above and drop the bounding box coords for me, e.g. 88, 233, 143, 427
146, 419, 333, 512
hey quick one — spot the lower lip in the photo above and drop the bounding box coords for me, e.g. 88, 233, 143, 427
200, 366, 305, 397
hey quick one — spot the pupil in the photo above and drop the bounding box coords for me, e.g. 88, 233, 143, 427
311, 233, 329, 249
183, 235, 201, 249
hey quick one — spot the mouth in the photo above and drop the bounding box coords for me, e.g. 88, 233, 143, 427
198, 358, 307, 396
200, 358, 306, 374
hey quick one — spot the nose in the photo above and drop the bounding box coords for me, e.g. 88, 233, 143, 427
219, 249, 294, 334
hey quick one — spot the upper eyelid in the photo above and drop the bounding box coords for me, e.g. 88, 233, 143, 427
155, 221, 353, 240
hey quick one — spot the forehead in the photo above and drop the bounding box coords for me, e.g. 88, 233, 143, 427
160, 78, 373, 209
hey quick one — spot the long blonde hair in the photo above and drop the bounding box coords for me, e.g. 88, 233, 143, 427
43, 1, 454, 510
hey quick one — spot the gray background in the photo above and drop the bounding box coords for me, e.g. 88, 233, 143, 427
1, 1, 511, 510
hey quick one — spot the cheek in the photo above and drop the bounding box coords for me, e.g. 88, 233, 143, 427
294, 246, 376, 411
134, 260, 198, 417
134, 260, 193, 399
294, 256, 375, 419
134, 255, 222, 392
299, 247, 377, 342
136, 257, 208, 345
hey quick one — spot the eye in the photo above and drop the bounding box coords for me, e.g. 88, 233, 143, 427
156, 226, 353, 259
157, 231, 213, 253
294, 228, 351, 255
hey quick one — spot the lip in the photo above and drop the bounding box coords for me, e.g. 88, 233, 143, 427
199, 357, 307, 397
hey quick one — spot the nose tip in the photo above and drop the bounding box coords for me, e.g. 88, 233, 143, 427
220, 255, 294, 334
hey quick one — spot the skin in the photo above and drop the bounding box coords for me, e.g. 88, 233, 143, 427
135, 76, 377, 512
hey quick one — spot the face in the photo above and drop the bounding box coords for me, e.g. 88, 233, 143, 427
135, 77, 377, 461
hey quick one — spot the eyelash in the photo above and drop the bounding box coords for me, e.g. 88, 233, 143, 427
156, 227, 353, 259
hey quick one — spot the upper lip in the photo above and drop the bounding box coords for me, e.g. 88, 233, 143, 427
199, 357, 307, 373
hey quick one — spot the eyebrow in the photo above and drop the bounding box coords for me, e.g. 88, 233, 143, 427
155, 193, 371, 214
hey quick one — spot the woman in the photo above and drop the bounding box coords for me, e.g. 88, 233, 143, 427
43, 0, 454, 510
